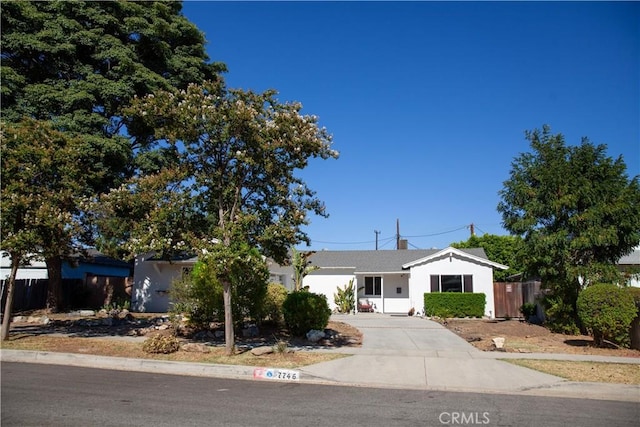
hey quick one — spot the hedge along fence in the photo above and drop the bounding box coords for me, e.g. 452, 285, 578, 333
424, 293, 486, 318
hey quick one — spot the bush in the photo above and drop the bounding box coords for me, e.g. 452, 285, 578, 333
262, 283, 289, 324
520, 302, 537, 319
542, 295, 580, 334
142, 335, 181, 354
169, 244, 269, 330
424, 293, 486, 318
577, 283, 637, 347
333, 279, 356, 313
283, 291, 331, 336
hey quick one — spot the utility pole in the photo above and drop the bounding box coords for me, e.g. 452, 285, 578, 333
374, 230, 381, 250
396, 219, 400, 250
470, 223, 475, 237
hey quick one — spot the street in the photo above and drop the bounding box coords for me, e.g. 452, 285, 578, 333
2, 363, 638, 426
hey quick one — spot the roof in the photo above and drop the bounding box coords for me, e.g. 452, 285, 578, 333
619, 248, 640, 265
308, 247, 492, 274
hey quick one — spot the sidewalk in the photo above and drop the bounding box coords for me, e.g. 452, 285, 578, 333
2, 314, 639, 402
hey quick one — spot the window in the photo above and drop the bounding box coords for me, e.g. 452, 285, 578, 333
430, 275, 473, 292
364, 276, 382, 296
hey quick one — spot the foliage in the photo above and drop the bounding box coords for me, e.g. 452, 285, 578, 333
0, 119, 106, 312
170, 243, 269, 330
519, 302, 537, 319
451, 234, 524, 282
0, 0, 223, 311
577, 283, 637, 348
497, 125, 640, 330
424, 293, 486, 318
542, 294, 580, 334
333, 279, 356, 313
282, 291, 331, 336
262, 283, 289, 325
142, 334, 181, 354
116, 79, 337, 354
292, 248, 319, 291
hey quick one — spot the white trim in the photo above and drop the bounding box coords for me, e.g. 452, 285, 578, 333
402, 246, 509, 270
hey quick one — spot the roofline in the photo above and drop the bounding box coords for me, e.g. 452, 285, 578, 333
402, 246, 509, 270
355, 271, 407, 275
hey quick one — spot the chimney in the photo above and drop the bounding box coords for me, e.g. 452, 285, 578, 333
398, 239, 408, 250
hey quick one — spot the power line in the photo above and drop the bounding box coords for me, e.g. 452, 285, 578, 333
402, 225, 469, 238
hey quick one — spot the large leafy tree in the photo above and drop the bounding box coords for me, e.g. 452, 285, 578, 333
451, 234, 524, 282
497, 125, 640, 331
99, 80, 337, 354
1, 119, 99, 339
0, 1, 223, 311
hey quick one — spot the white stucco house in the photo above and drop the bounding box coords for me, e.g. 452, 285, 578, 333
131, 252, 295, 313
619, 246, 640, 287
302, 247, 508, 318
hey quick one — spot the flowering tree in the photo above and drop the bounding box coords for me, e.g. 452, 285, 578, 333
99, 81, 337, 354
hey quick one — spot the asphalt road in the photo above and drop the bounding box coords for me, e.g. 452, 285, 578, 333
2, 362, 638, 427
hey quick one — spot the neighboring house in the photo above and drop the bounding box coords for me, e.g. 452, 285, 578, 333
0, 249, 132, 281
132, 252, 295, 313
302, 247, 508, 318
619, 246, 640, 287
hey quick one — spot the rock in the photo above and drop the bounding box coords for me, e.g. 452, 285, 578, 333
492, 337, 505, 349
11, 316, 25, 323
157, 324, 169, 330
306, 329, 326, 343
242, 325, 259, 338
466, 335, 482, 343
214, 330, 225, 339
79, 310, 96, 317
101, 317, 114, 326
181, 343, 211, 353
251, 346, 274, 356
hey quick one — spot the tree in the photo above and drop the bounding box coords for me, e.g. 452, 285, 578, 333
292, 247, 319, 291
451, 234, 524, 282
1, 119, 97, 337
0, 1, 224, 310
497, 125, 640, 331
104, 80, 337, 354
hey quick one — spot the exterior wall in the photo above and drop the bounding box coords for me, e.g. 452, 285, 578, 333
132, 253, 186, 313
62, 263, 131, 280
408, 253, 496, 318
267, 262, 294, 291
355, 274, 410, 314
303, 269, 356, 312
0, 252, 48, 280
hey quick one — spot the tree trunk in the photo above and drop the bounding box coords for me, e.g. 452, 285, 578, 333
45, 256, 64, 313
1, 255, 21, 341
223, 279, 235, 356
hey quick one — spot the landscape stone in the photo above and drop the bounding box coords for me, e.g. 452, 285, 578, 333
306, 329, 326, 343
250, 346, 274, 356
181, 343, 211, 353
492, 337, 505, 349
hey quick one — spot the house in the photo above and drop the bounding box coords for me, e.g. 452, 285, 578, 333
302, 247, 508, 318
131, 252, 295, 313
0, 250, 133, 310
618, 246, 640, 287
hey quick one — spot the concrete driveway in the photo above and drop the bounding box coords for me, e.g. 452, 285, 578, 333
299, 313, 567, 393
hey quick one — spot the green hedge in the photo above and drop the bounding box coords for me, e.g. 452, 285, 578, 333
424, 293, 486, 318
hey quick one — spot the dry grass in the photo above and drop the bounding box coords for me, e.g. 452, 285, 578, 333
0, 334, 347, 369
504, 359, 640, 384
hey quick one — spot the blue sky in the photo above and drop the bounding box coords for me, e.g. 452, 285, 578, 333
182, 1, 639, 251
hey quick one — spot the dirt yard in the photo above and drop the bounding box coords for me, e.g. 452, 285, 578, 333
443, 318, 640, 358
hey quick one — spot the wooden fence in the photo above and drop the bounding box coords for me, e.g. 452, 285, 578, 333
493, 281, 542, 318
1, 275, 132, 313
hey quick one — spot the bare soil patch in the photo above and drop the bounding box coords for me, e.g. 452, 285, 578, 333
443, 318, 640, 358
1, 310, 362, 367
504, 359, 640, 384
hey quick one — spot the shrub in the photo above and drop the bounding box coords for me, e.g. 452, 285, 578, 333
542, 295, 580, 334
169, 244, 269, 330
262, 283, 289, 324
577, 283, 637, 347
283, 291, 331, 336
333, 279, 356, 313
142, 335, 181, 354
520, 302, 537, 319
424, 293, 485, 318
